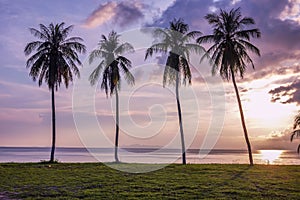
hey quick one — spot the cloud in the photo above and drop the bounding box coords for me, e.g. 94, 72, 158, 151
149, 0, 213, 30
269, 79, 300, 105
0, 80, 49, 109
83, 1, 144, 28
279, 0, 300, 24
227, 0, 300, 69
241, 62, 300, 83
84, 2, 117, 28
254, 128, 299, 150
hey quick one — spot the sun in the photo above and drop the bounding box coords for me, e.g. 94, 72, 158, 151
259, 150, 283, 164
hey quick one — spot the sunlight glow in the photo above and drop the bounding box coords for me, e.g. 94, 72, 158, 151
259, 150, 283, 164
242, 77, 296, 129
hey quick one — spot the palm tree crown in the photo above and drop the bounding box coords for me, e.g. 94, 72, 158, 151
197, 7, 261, 80
89, 31, 135, 94
145, 18, 205, 87
25, 22, 86, 89
291, 112, 300, 153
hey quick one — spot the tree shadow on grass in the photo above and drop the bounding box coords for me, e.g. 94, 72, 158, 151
200, 165, 252, 197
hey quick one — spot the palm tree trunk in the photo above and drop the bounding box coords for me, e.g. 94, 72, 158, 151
176, 73, 186, 165
231, 71, 253, 166
50, 86, 56, 163
114, 88, 120, 163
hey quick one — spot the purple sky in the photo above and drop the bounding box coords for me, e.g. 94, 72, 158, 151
1, 0, 300, 150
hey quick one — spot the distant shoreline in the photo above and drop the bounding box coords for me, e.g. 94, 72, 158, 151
1, 147, 299, 165
0, 146, 294, 152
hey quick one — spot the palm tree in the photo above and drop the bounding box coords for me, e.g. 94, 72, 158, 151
197, 8, 261, 166
145, 18, 205, 164
24, 22, 86, 163
89, 31, 135, 163
291, 112, 300, 153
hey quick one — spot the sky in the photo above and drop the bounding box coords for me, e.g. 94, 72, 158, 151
0, 0, 300, 150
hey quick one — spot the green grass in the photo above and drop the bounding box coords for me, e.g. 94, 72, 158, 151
0, 163, 299, 199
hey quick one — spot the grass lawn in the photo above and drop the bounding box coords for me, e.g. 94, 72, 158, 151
0, 163, 299, 199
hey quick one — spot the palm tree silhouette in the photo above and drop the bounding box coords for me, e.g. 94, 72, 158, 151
89, 31, 135, 163
291, 112, 300, 153
145, 18, 205, 164
24, 22, 86, 163
197, 8, 261, 166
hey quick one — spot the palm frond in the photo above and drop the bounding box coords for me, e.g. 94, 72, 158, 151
24, 41, 44, 56
38, 64, 47, 86
163, 52, 180, 87
153, 28, 169, 39
180, 57, 191, 85
291, 130, 300, 142
235, 29, 261, 41
163, 64, 177, 87
185, 31, 202, 39
39, 24, 51, 39
210, 43, 224, 75
117, 56, 132, 67
100, 67, 110, 96
110, 64, 120, 95
119, 61, 135, 86
89, 49, 104, 64
36, 41, 51, 52
205, 13, 220, 26
60, 24, 74, 40
61, 53, 81, 78
26, 50, 48, 68
115, 42, 134, 55
58, 60, 72, 89
145, 43, 169, 60
196, 35, 215, 44
64, 36, 84, 43
239, 17, 255, 25
291, 113, 300, 154
294, 113, 300, 129
62, 41, 86, 54
169, 18, 188, 33
185, 43, 206, 56
29, 27, 48, 41
89, 60, 105, 86
238, 40, 260, 56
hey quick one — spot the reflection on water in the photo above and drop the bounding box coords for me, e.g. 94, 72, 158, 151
259, 150, 283, 164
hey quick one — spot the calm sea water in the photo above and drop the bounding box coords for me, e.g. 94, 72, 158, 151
0, 147, 299, 165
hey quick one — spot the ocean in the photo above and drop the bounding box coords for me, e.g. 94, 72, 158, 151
0, 147, 299, 165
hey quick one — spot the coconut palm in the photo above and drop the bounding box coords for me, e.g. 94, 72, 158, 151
291, 112, 300, 153
24, 22, 86, 163
89, 31, 135, 162
145, 18, 205, 164
197, 8, 261, 165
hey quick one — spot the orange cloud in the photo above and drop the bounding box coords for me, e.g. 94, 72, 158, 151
84, 2, 118, 28
83, 1, 144, 29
